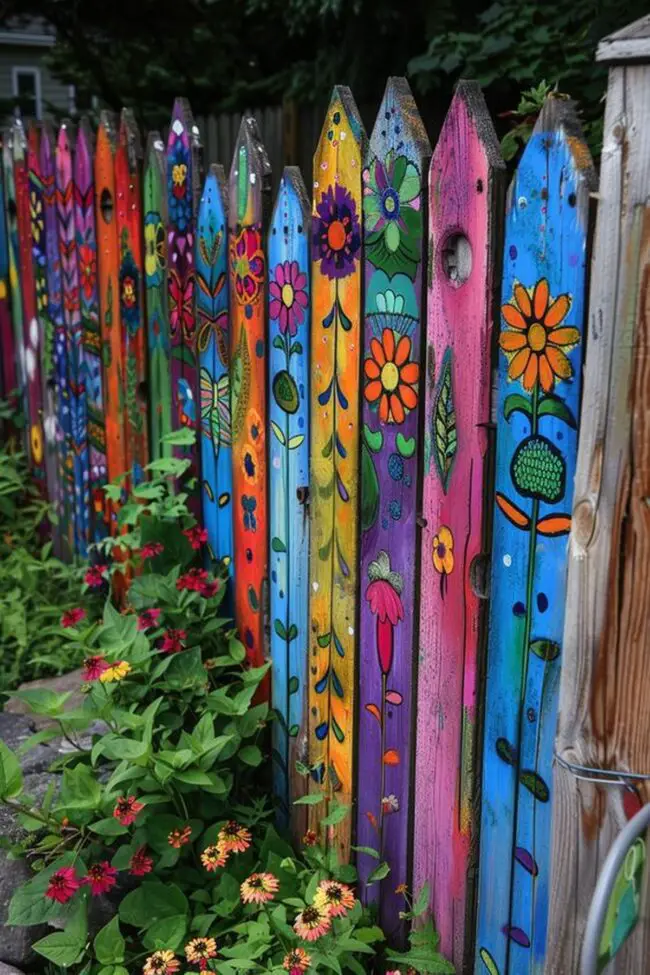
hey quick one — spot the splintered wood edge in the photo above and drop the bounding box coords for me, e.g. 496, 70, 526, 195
207, 163, 228, 220
370, 76, 432, 162
454, 79, 505, 172
98, 111, 119, 154
597, 13, 650, 62
120, 108, 142, 168
272, 166, 310, 227
232, 115, 272, 183
316, 85, 367, 159
11, 115, 27, 159
537, 95, 597, 202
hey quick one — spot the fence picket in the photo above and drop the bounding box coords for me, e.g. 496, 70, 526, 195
3, 132, 26, 436
0, 135, 16, 409
143, 132, 172, 461
268, 166, 311, 831
74, 118, 108, 542
475, 96, 594, 975
196, 165, 233, 577
308, 87, 365, 859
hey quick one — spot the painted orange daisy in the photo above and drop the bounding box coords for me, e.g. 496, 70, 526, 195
201, 843, 228, 871
283, 947, 312, 971
363, 327, 419, 424
143, 950, 180, 975
241, 872, 280, 904
500, 278, 578, 393
217, 821, 251, 853
184, 937, 217, 970
293, 901, 332, 941
314, 879, 355, 918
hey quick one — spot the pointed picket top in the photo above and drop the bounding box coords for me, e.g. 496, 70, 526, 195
11, 113, 27, 163
119, 107, 142, 171
476, 95, 595, 975
268, 165, 311, 837
196, 163, 233, 580
228, 114, 271, 686
308, 86, 365, 862
75, 116, 93, 177
412, 79, 503, 971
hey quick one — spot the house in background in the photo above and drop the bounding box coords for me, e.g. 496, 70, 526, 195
0, 17, 77, 122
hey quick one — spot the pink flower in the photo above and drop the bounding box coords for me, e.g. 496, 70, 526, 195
82, 655, 110, 681
140, 542, 164, 560
159, 629, 187, 654
200, 580, 220, 599
365, 551, 404, 676
61, 607, 86, 628
129, 846, 154, 876
269, 260, 309, 336
113, 795, 144, 826
176, 569, 208, 592
83, 861, 118, 896
84, 564, 107, 588
183, 526, 208, 550
137, 608, 162, 631
45, 867, 80, 904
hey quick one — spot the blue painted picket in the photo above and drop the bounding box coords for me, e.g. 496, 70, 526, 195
475, 98, 595, 975
268, 167, 311, 828
196, 164, 233, 579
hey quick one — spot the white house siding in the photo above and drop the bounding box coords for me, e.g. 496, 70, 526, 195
0, 47, 72, 122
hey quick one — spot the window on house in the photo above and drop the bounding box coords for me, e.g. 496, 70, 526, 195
11, 67, 42, 120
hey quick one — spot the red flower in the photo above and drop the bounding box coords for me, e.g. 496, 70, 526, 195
365, 552, 404, 677
169, 268, 194, 341
61, 607, 86, 628
129, 846, 154, 876
302, 830, 317, 847
176, 569, 208, 592
140, 542, 164, 560
159, 629, 187, 654
168, 825, 192, 848
200, 580, 220, 599
78, 244, 97, 300
84, 564, 107, 589
45, 867, 80, 904
82, 655, 110, 682
83, 861, 118, 896
113, 795, 144, 826
138, 608, 162, 631
183, 526, 208, 550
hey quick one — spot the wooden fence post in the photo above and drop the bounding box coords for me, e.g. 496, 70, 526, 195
475, 96, 595, 975
74, 118, 108, 542
354, 76, 430, 938
308, 87, 366, 859
41, 124, 73, 557
547, 15, 650, 974
196, 164, 233, 576
143, 132, 172, 461
95, 113, 126, 532
0, 134, 16, 407
413, 81, 503, 970
268, 166, 311, 832
3, 130, 26, 430
228, 115, 271, 679
166, 98, 202, 508
57, 121, 91, 557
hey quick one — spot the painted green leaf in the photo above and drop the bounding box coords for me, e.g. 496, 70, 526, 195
519, 769, 549, 802
331, 715, 345, 743
274, 619, 287, 640
496, 737, 516, 766
290, 341, 303, 355
287, 624, 298, 642
318, 478, 334, 500
270, 421, 286, 445
288, 435, 305, 450
363, 424, 383, 453
504, 393, 533, 422
395, 433, 415, 458
272, 335, 285, 351
322, 436, 333, 458
288, 724, 300, 737
273, 369, 299, 414
288, 676, 299, 694
361, 441, 380, 533
432, 348, 457, 493
271, 537, 286, 553
538, 394, 577, 429
317, 633, 331, 648
530, 639, 561, 661
318, 535, 332, 561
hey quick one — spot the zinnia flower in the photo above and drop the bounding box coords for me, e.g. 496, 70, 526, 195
61, 607, 86, 628
302, 830, 317, 847
240, 872, 279, 905
269, 260, 309, 336
184, 937, 217, 970
201, 844, 228, 871
84, 564, 107, 589
293, 901, 331, 941
363, 326, 419, 424
113, 795, 144, 826
314, 880, 355, 918
83, 861, 118, 896
183, 526, 208, 549
159, 629, 186, 654
200, 580, 220, 599
143, 950, 180, 975
365, 551, 404, 676
138, 608, 162, 631
217, 821, 251, 853
283, 948, 312, 972
45, 866, 80, 903
176, 568, 209, 592
140, 542, 164, 560
129, 846, 154, 876
99, 661, 132, 683
82, 655, 109, 681
168, 825, 192, 848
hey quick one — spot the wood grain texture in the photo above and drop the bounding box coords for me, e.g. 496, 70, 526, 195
475, 97, 595, 975
0, 134, 16, 405
57, 122, 91, 557
74, 118, 108, 542
308, 87, 365, 860
116, 109, 149, 484
14, 117, 45, 486
412, 81, 503, 970
95, 113, 126, 532
268, 166, 311, 832
228, 116, 271, 682
355, 77, 431, 939
143, 132, 172, 461
167, 98, 202, 511
196, 165, 233, 577
41, 124, 73, 557
547, 63, 650, 975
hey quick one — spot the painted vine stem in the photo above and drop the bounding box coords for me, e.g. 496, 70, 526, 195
228, 116, 271, 682
74, 118, 108, 541
196, 164, 233, 577
308, 87, 366, 860
475, 97, 594, 975
57, 121, 91, 556
412, 82, 503, 971
143, 132, 172, 461
268, 167, 311, 831
355, 76, 431, 938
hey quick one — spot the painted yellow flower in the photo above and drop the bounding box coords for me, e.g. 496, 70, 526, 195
99, 660, 132, 683
432, 526, 454, 576
30, 191, 44, 244
172, 162, 187, 189
30, 424, 43, 465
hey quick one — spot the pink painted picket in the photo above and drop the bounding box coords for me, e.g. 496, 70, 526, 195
412, 81, 503, 971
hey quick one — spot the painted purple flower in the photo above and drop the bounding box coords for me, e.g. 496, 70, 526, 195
230, 227, 265, 304
269, 261, 308, 336
312, 184, 361, 280
365, 551, 404, 676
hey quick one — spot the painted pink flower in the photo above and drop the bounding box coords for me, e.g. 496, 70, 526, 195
137, 608, 162, 631
82, 655, 110, 681
140, 542, 164, 560
183, 526, 208, 550
45, 867, 80, 904
159, 629, 187, 654
269, 260, 308, 336
365, 551, 404, 676
61, 607, 86, 628
83, 861, 118, 896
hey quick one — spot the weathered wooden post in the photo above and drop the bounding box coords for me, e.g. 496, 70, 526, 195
0, 134, 16, 407
547, 14, 650, 974
2, 130, 25, 414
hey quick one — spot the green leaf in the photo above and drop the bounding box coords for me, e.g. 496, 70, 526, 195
119, 882, 189, 928
161, 427, 196, 446
413, 881, 430, 916
530, 638, 561, 661
288, 676, 299, 694
0, 739, 23, 799
274, 619, 287, 640
59, 763, 101, 810
504, 392, 533, 421
173, 768, 214, 786
89, 818, 129, 837
351, 845, 380, 859
271, 537, 286, 553
33, 899, 88, 966
538, 394, 577, 429
366, 861, 391, 885
293, 793, 324, 806
270, 421, 286, 445
11, 688, 72, 716
238, 745, 263, 767
288, 434, 305, 449
432, 348, 457, 493
321, 802, 349, 827
143, 915, 187, 951
94, 916, 125, 965
353, 925, 386, 943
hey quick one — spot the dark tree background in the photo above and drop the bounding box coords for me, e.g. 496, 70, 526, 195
1, 0, 647, 151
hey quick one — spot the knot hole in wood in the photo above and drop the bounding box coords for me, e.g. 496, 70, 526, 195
441, 232, 472, 287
